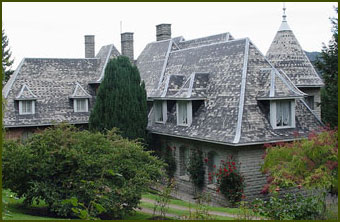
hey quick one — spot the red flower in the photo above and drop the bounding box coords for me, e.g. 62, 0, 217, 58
232, 162, 235, 165
204, 158, 208, 163
213, 165, 216, 168
224, 168, 228, 172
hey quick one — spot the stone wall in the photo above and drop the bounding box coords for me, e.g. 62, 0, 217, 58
157, 134, 267, 206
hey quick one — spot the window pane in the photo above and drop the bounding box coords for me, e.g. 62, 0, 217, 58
276, 101, 291, 127
155, 101, 163, 122
76, 99, 86, 112
178, 101, 187, 124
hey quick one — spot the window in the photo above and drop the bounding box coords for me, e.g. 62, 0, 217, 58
176, 101, 192, 126
179, 147, 190, 176
305, 96, 314, 110
19, 100, 35, 115
74, 99, 88, 112
207, 151, 220, 184
154, 100, 167, 123
270, 100, 295, 129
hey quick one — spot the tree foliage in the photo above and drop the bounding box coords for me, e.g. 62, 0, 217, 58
163, 146, 177, 179
2, 27, 14, 83
261, 127, 338, 194
315, 7, 338, 127
2, 124, 164, 219
89, 56, 148, 141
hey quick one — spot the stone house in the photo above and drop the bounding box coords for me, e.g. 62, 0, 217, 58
136, 17, 323, 202
2, 9, 323, 203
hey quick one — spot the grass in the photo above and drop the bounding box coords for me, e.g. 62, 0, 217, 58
143, 192, 242, 215
139, 202, 234, 220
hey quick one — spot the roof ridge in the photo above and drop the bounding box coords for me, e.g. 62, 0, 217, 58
233, 38, 250, 144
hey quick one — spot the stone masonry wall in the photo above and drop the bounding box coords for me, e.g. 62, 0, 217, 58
157, 135, 267, 206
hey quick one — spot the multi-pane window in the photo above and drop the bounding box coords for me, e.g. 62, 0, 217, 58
74, 99, 88, 112
19, 100, 35, 115
270, 100, 295, 129
208, 151, 220, 184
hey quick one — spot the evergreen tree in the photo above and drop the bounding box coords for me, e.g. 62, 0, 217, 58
2, 28, 14, 84
315, 7, 338, 127
89, 56, 148, 141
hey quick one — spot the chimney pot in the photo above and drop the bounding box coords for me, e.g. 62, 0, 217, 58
84, 35, 95, 58
121, 32, 134, 63
156, 24, 171, 41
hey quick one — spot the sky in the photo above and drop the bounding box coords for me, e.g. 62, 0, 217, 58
2, 2, 338, 69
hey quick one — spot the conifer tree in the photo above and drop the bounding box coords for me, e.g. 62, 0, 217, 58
2, 28, 14, 83
315, 7, 338, 127
89, 56, 148, 141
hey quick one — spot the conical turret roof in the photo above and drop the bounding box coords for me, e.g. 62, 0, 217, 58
266, 7, 324, 87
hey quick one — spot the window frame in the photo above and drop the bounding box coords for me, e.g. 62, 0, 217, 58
270, 99, 296, 129
73, 98, 89, 113
19, 100, 35, 115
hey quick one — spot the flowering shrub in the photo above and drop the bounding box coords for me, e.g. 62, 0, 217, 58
210, 156, 245, 204
261, 127, 338, 194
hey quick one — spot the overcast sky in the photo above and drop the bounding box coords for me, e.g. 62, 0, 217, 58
2, 2, 338, 69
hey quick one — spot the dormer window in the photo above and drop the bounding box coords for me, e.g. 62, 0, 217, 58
74, 98, 88, 112
69, 82, 92, 113
176, 101, 192, 126
270, 100, 295, 129
19, 100, 35, 115
15, 84, 37, 115
154, 100, 167, 123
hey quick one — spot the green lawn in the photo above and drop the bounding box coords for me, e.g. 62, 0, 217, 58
143, 192, 242, 215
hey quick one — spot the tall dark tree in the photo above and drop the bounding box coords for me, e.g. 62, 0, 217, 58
315, 7, 338, 128
89, 56, 148, 141
2, 28, 14, 83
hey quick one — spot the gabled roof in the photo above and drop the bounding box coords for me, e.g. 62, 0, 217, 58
137, 33, 322, 146
15, 84, 37, 100
266, 16, 323, 87
69, 82, 92, 99
2, 44, 120, 128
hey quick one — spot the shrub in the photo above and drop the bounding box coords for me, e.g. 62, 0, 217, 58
261, 127, 338, 194
252, 193, 324, 220
212, 156, 245, 205
187, 149, 205, 190
2, 124, 164, 219
163, 146, 177, 179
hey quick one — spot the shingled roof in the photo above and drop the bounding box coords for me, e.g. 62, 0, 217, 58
266, 12, 324, 87
137, 33, 322, 146
2, 44, 120, 128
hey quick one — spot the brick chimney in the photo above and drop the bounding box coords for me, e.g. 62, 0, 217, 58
156, 24, 171, 41
121, 32, 134, 63
84, 35, 95, 58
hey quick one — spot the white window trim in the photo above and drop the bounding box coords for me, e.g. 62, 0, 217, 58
154, 100, 167, 123
176, 101, 192, 126
270, 100, 295, 129
19, 100, 35, 115
73, 98, 89, 113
